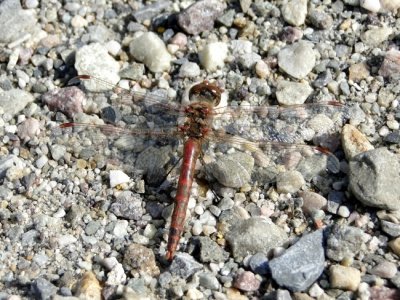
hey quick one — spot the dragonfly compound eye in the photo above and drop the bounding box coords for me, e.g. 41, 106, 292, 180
189, 80, 222, 105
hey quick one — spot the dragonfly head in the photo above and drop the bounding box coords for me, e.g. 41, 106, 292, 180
188, 80, 223, 106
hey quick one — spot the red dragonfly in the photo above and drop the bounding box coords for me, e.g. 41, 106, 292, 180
57, 75, 348, 261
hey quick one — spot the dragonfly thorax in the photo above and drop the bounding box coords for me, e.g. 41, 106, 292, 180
179, 102, 213, 139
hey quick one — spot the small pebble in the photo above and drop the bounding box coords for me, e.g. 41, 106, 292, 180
360, 0, 381, 12
199, 42, 228, 72
329, 265, 361, 291
179, 62, 201, 78
109, 170, 130, 188
177, 0, 227, 35
234, 271, 261, 292
278, 41, 316, 79
75, 272, 102, 300
281, 0, 307, 26
389, 237, 400, 256
276, 170, 305, 194
337, 206, 351, 218
369, 261, 398, 279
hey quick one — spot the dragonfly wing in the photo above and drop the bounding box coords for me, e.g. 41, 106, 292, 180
213, 102, 349, 149
203, 102, 347, 191
53, 115, 182, 187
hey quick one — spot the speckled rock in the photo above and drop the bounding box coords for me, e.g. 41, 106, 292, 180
168, 253, 203, 279
75, 43, 120, 92
379, 49, 400, 80
109, 191, 144, 220
276, 170, 306, 194
349, 148, 400, 210
208, 152, 254, 188
233, 271, 261, 292
349, 62, 370, 82
369, 286, 400, 300
0, 0, 38, 43
341, 124, 374, 159
326, 225, 368, 262
299, 191, 327, 216
177, 0, 226, 35
269, 230, 325, 292
190, 236, 229, 263
369, 261, 398, 279
0, 89, 34, 116
361, 26, 393, 47
42, 86, 85, 118
75, 272, 102, 300
276, 81, 313, 106
17, 117, 40, 142
226, 217, 288, 260
123, 244, 160, 277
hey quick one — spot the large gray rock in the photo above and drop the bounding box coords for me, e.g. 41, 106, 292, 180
0, 0, 37, 43
269, 230, 325, 292
349, 148, 400, 210
0, 89, 34, 116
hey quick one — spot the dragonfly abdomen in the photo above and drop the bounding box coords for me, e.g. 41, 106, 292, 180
166, 138, 201, 261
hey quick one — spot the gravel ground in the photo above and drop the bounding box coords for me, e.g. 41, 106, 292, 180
1, 0, 400, 299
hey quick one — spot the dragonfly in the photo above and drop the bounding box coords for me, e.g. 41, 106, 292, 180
56, 75, 348, 261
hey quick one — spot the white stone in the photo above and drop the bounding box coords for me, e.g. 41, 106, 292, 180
129, 32, 172, 73
360, 0, 381, 12
281, 0, 308, 26
179, 62, 201, 78
309, 283, 324, 297
113, 220, 128, 238
75, 43, 120, 92
57, 234, 77, 248
186, 288, 204, 300
199, 42, 228, 72
7, 47, 20, 70
276, 81, 313, 105
109, 170, 130, 187
337, 206, 351, 218
71, 15, 88, 28
35, 155, 48, 169
102, 257, 118, 270
106, 263, 127, 285
106, 40, 121, 56
380, 0, 400, 11
192, 220, 203, 236
143, 224, 157, 239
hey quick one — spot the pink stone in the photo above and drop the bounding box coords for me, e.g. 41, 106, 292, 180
42, 86, 85, 117
233, 271, 261, 292
170, 32, 188, 49
17, 117, 40, 141
379, 49, 400, 79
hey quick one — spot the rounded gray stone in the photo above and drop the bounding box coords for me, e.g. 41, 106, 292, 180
225, 217, 288, 260
349, 148, 400, 210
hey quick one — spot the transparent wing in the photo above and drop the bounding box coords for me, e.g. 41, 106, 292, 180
212, 101, 349, 149
201, 102, 348, 189
68, 75, 184, 115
